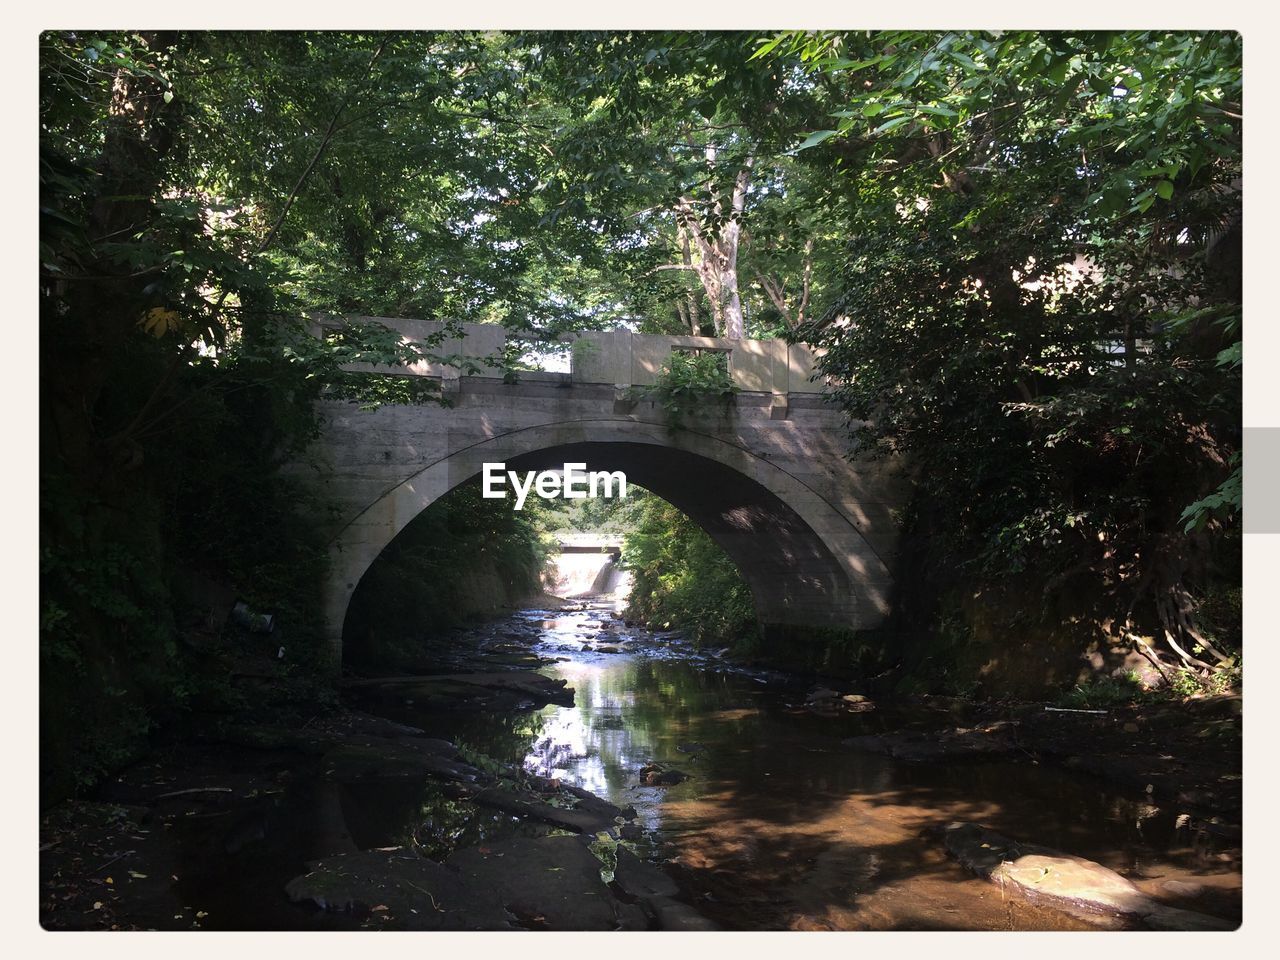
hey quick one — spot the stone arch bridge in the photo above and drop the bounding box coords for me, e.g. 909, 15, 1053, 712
287, 319, 907, 666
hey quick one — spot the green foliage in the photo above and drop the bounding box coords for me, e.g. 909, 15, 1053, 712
1166, 658, 1240, 698
759, 30, 1241, 673
517, 31, 847, 340
1167, 668, 1202, 699
634, 351, 738, 431
1181, 453, 1241, 533
1056, 673, 1146, 709
587, 830, 638, 885
623, 491, 757, 647
537, 483, 647, 536
772, 31, 1240, 217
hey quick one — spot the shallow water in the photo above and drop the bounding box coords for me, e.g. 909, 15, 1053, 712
167, 604, 1239, 930
342, 604, 1242, 930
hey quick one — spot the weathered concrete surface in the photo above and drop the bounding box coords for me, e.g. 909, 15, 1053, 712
287, 322, 908, 666
567, 328, 823, 394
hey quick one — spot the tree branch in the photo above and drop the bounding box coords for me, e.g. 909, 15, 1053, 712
256, 37, 389, 256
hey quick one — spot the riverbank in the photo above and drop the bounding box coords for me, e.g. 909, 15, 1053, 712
40, 706, 697, 930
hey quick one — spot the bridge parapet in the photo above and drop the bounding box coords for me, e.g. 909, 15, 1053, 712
563, 329, 823, 396
308, 315, 508, 379
309, 316, 824, 396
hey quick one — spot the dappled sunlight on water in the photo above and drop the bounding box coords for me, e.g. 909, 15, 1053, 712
158, 603, 1240, 930
486, 604, 1241, 929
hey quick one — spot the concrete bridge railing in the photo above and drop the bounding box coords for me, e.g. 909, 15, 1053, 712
309, 317, 824, 401
563, 329, 824, 396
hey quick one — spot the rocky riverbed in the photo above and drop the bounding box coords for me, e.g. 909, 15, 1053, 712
40, 601, 1242, 931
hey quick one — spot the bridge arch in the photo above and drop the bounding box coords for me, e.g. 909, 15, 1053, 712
321, 416, 892, 665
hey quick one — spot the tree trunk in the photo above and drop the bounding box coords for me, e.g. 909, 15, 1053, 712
676, 149, 754, 340
677, 224, 702, 334
719, 158, 753, 340
722, 263, 745, 339
756, 238, 813, 330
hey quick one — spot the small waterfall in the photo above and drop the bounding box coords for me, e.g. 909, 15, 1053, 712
547, 539, 631, 602
587, 556, 633, 600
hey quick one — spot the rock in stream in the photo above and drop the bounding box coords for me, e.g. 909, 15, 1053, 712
942, 822, 1236, 930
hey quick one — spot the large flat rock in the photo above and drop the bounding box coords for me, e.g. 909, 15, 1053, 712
285, 849, 514, 930
943, 822, 1235, 930
447, 834, 638, 930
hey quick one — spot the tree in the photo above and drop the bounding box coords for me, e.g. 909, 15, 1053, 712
39, 30, 609, 790
760, 30, 1242, 682
516, 31, 843, 340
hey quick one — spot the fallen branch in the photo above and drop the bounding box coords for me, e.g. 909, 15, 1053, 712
1042, 707, 1108, 715
155, 787, 235, 800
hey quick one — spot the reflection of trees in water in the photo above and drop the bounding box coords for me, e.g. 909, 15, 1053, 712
447, 709, 547, 766
614, 661, 764, 738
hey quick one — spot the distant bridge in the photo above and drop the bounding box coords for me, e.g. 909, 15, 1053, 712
556, 535, 624, 556
286, 319, 907, 667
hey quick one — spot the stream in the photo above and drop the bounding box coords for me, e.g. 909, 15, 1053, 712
146, 600, 1241, 931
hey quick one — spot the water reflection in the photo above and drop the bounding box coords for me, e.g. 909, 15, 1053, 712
480, 606, 1239, 928
176, 604, 1238, 930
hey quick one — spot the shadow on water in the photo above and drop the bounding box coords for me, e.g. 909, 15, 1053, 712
341, 605, 1241, 929
147, 604, 1239, 930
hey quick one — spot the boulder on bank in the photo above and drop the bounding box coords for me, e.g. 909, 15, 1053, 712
638, 763, 690, 787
